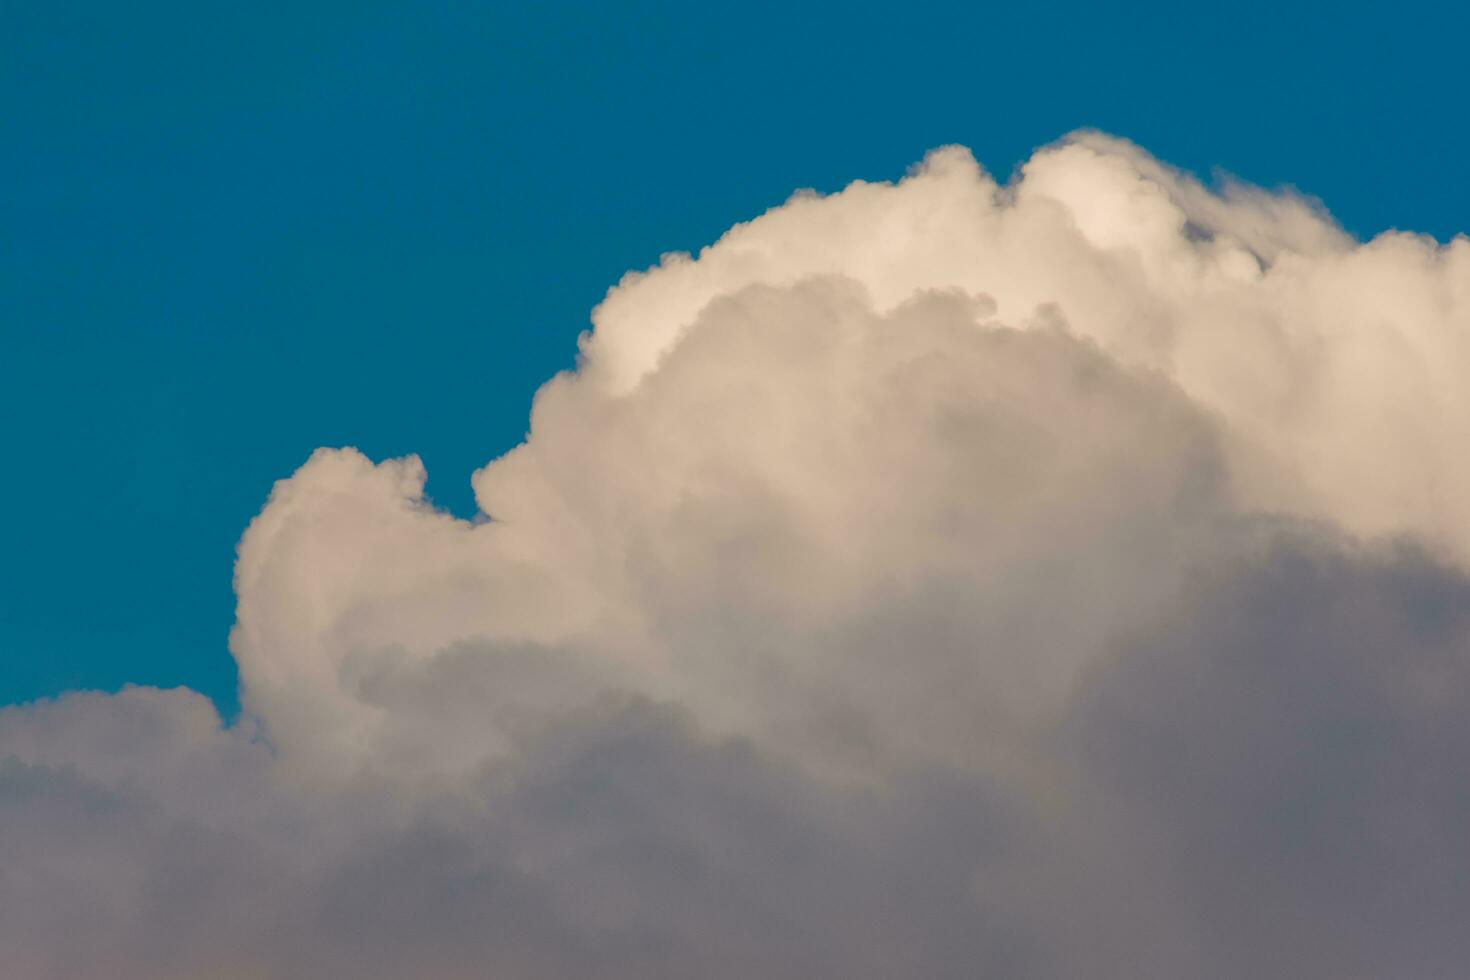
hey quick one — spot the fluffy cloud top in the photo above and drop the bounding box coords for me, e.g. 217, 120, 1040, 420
4, 132, 1469, 978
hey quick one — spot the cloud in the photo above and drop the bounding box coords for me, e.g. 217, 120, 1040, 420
3, 132, 1469, 978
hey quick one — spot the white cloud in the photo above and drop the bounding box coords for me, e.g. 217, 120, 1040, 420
4, 131, 1470, 978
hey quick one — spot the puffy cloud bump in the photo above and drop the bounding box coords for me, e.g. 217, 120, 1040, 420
4, 132, 1469, 978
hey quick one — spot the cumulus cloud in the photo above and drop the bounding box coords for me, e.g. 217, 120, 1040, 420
3, 132, 1469, 978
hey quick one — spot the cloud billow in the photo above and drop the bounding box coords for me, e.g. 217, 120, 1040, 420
3, 132, 1469, 978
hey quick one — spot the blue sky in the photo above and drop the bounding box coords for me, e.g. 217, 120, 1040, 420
3, 0, 1467, 716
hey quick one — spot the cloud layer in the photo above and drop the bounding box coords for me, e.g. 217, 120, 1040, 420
4, 132, 1469, 978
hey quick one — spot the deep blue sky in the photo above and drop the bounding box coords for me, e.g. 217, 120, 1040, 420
3, 1, 1466, 716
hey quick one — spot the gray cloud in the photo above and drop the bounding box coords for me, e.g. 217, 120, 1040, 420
1063, 527, 1470, 980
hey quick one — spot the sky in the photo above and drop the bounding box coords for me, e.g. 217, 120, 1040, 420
4, 0, 1469, 714
5, 5, 1470, 978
